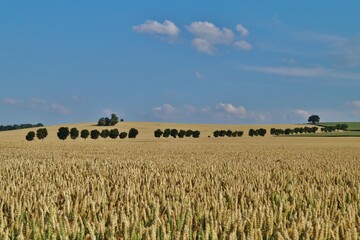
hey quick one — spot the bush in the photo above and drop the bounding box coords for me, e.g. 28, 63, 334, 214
178, 130, 186, 138
57, 127, 70, 140
128, 128, 139, 138
192, 130, 200, 138
154, 129, 163, 138
186, 130, 193, 137
226, 130, 232, 137
213, 130, 220, 138
97, 113, 119, 126
100, 129, 110, 139
80, 129, 90, 140
170, 129, 179, 138
90, 130, 100, 140
26, 131, 35, 141
109, 129, 119, 139
249, 129, 255, 137
163, 129, 171, 138
36, 128, 48, 140
70, 128, 79, 140
119, 132, 127, 139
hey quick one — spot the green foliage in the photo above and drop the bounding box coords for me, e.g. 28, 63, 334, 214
154, 129, 163, 138
186, 130, 193, 137
36, 128, 48, 140
90, 130, 100, 140
26, 131, 35, 141
170, 129, 178, 138
80, 129, 90, 140
70, 128, 79, 140
163, 129, 171, 138
128, 128, 139, 138
119, 132, 127, 139
100, 129, 110, 139
98, 113, 119, 126
57, 127, 70, 141
178, 130, 186, 138
308, 115, 320, 124
192, 130, 200, 138
0, 123, 43, 132
109, 129, 120, 139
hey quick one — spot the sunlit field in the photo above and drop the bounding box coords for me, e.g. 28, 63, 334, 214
1, 123, 360, 239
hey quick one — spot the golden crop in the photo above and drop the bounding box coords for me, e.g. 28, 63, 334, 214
0, 136, 360, 239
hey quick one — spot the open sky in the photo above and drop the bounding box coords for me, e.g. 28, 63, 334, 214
1, 1, 360, 125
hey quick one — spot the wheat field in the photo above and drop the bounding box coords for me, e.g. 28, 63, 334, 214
1, 122, 360, 239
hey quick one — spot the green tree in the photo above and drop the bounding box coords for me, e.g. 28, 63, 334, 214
213, 130, 220, 138
128, 128, 139, 138
170, 129, 178, 138
119, 132, 127, 139
110, 113, 119, 126
100, 129, 110, 139
308, 115, 320, 124
154, 129, 163, 138
97, 118, 106, 126
80, 129, 90, 140
192, 130, 200, 138
185, 130, 193, 137
163, 129, 171, 138
57, 127, 70, 141
249, 129, 255, 137
178, 130, 186, 138
26, 131, 35, 141
109, 129, 119, 139
90, 130, 100, 140
36, 128, 48, 140
70, 127, 79, 140
341, 124, 348, 131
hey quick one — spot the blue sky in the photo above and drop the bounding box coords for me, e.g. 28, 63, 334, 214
1, 1, 360, 125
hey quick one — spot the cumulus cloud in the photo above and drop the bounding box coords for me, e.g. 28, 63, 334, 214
216, 103, 247, 119
132, 20, 180, 42
186, 21, 235, 54
151, 104, 179, 120
236, 24, 249, 36
234, 40, 252, 50
348, 101, 360, 109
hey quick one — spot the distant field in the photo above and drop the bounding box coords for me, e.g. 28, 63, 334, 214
318, 122, 360, 131
282, 131, 360, 137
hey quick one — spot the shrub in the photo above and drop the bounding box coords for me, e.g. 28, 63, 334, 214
36, 128, 48, 140
57, 127, 69, 140
170, 129, 179, 138
119, 132, 127, 139
70, 128, 79, 140
213, 130, 220, 138
90, 130, 100, 140
249, 129, 255, 137
178, 130, 186, 138
109, 129, 120, 139
163, 129, 171, 138
26, 131, 35, 141
192, 130, 200, 138
226, 130, 233, 137
128, 128, 139, 139
154, 129, 163, 138
80, 129, 90, 140
100, 129, 110, 139
186, 130, 193, 137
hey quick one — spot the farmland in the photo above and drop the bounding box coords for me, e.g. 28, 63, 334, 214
1, 122, 360, 239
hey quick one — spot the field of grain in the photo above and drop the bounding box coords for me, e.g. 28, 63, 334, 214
1, 123, 360, 239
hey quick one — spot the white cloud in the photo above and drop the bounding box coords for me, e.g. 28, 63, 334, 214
236, 24, 249, 36
234, 40, 252, 50
2, 98, 22, 106
293, 109, 310, 120
152, 103, 179, 120
239, 65, 360, 80
187, 21, 235, 54
132, 20, 180, 42
51, 103, 71, 115
194, 71, 204, 80
216, 103, 247, 118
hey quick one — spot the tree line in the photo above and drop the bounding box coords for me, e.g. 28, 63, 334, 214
213, 130, 244, 138
97, 113, 123, 126
319, 124, 348, 132
270, 127, 319, 136
154, 129, 200, 138
1, 123, 43, 132
248, 128, 267, 137
26, 127, 139, 141
57, 127, 138, 140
